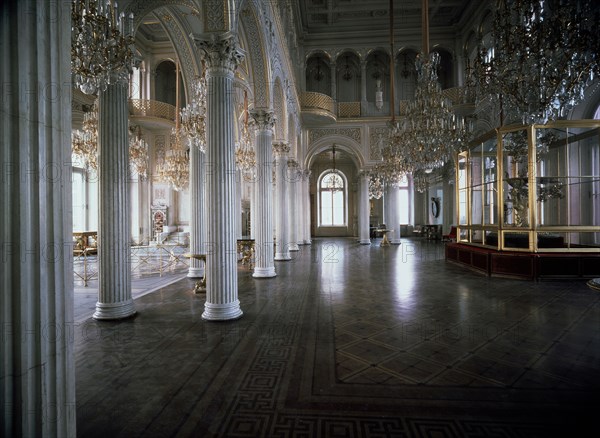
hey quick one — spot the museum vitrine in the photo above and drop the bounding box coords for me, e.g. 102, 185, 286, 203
456, 120, 600, 252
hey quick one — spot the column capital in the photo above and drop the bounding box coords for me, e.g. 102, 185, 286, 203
249, 109, 276, 131
273, 141, 290, 156
193, 32, 245, 73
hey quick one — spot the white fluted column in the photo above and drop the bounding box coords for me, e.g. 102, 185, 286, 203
1, 1, 76, 435
250, 110, 276, 277
94, 79, 136, 320
188, 147, 206, 278
288, 160, 300, 251
303, 169, 312, 244
274, 142, 291, 260
195, 33, 244, 320
387, 184, 402, 244
359, 172, 371, 244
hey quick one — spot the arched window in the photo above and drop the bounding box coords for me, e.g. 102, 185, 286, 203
319, 170, 346, 226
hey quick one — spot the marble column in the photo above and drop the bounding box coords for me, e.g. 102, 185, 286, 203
386, 184, 402, 245
359, 172, 372, 244
235, 169, 242, 239
250, 175, 256, 239
188, 147, 206, 278
273, 142, 291, 260
288, 160, 300, 251
0, 0, 76, 435
303, 169, 313, 244
250, 110, 276, 277
94, 80, 136, 320
195, 33, 244, 320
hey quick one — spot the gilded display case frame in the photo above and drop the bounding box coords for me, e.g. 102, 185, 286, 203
456, 119, 600, 253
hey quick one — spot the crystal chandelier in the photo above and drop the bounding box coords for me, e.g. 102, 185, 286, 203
474, 0, 599, 125
72, 102, 99, 170
368, 171, 384, 200
235, 91, 256, 172
180, 75, 207, 152
71, 0, 135, 94
413, 169, 429, 193
158, 62, 189, 191
372, 0, 411, 186
129, 125, 149, 179
396, 0, 465, 173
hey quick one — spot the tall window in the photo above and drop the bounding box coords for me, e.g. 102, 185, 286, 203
319, 171, 346, 226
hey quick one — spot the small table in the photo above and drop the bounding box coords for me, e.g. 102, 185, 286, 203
184, 253, 206, 293
377, 229, 393, 246
587, 278, 600, 292
237, 239, 255, 268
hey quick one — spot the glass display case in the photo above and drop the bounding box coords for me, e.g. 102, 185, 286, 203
456, 120, 600, 252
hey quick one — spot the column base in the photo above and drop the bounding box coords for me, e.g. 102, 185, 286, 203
360, 239, 371, 245
275, 253, 292, 261
93, 299, 136, 320
304, 240, 312, 245
202, 300, 243, 321
289, 243, 300, 251
391, 239, 402, 245
253, 267, 276, 278
187, 267, 205, 278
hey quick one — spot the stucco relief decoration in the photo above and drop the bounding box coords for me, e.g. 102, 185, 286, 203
126, 0, 197, 31
369, 126, 388, 160
309, 128, 361, 145
240, 8, 268, 108
249, 109, 276, 132
154, 135, 166, 177
272, 142, 290, 156
157, 8, 196, 92
205, 0, 226, 31
194, 33, 245, 72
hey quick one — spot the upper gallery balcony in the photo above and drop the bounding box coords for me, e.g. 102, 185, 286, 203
129, 99, 176, 129
300, 91, 337, 125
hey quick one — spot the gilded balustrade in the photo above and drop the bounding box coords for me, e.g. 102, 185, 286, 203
128, 99, 177, 122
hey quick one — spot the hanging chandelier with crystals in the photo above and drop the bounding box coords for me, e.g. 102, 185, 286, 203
180, 74, 207, 152
397, 0, 463, 173
71, 0, 135, 94
71, 102, 99, 170
371, 0, 411, 187
474, 0, 599, 125
129, 125, 149, 179
158, 62, 189, 191
235, 91, 256, 172
412, 169, 429, 193
368, 171, 384, 200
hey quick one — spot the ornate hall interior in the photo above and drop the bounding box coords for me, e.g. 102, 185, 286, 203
1, 0, 600, 437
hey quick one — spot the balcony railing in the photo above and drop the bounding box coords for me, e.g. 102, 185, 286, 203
300, 91, 336, 117
129, 99, 176, 122
338, 101, 360, 118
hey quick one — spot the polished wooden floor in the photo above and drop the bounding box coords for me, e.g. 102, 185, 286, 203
75, 238, 600, 437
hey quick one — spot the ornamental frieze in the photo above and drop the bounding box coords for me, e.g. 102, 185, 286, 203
308, 128, 361, 145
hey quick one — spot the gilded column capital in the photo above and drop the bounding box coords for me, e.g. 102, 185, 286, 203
193, 32, 245, 73
272, 142, 290, 156
249, 109, 276, 132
